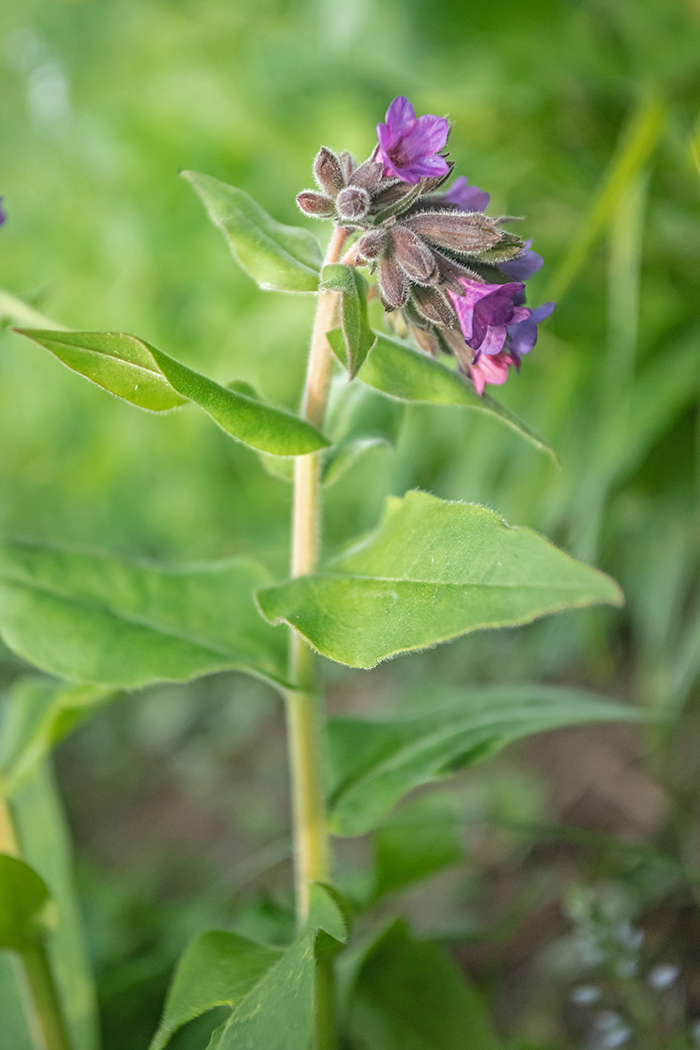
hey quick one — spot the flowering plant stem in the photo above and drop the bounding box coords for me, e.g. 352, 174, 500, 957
20, 942, 73, 1050
285, 226, 347, 1049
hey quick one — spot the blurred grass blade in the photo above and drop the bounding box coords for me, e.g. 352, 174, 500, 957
183, 171, 323, 293
0, 541, 290, 689
12, 761, 100, 1050
331, 329, 556, 461
257, 490, 623, 669
17, 329, 330, 455
327, 685, 641, 835
548, 94, 665, 301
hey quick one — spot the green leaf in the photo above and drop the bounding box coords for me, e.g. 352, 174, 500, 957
256, 490, 623, 669
327, 685, 641, 836
0, 676, 114, 797
183, 171, 323, 293
370, 793, 463, 900
347, 920, 500, 1050
0, 854, 53, 951
321, 266, 376, 377
0, 541, 290, 689
201, 933, 316, 1050
12, 760, 100, 1050
339, 330, 556, 460
16, 329, 329, 456
149, 931, 283, 1050
308, 882, 349, 947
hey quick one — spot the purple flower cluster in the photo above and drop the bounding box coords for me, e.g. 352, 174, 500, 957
298, 94, 554, 395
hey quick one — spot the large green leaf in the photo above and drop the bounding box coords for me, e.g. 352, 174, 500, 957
149, 931, 283, 1050
327, 686, 640, 836
321, 265, 376, 377
256, 490, 623, 669
16, 329, 329, 456
0, 677, 114, 797
346, 920, 500, 1050
0, 541, 289, 689
0, 854, 52, 951
12, 761, 100, 1050
338, 330, 555, 460
183, 171, 323, 292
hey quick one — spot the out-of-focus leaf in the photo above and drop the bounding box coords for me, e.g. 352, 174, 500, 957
0, 854, 52, 950
0, 541, 289, 689
0, 289, 66, 331
321, 373, 403, 486
149, 931, 282, 1050
256, 490, 623, 669
327, 686, 641, 836
0, 676, 114, 797
346, 920, 500, 1050
339, 330, 555, 461
17, 329, 329, 455
12, 761, 99, 1050
321, 265, 376, 377
183, 171, 323, 292
371, 793, 463, 900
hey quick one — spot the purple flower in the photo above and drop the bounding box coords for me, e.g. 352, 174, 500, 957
505, 301, 555, 362
498, 238, 543, 281
0, 198, 5, 226
468, 350, 518, 396
449, 278, 530, 358
376, 96, 450, 185
443, 175, 490, 213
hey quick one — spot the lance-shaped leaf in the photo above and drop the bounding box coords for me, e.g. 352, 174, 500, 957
0, 541, 289, 689
183, 171, 323, 293
321, 264, 376, 377
327, 685, 640, 836
149, 931, 283, 1050
0, 855, 53, 951
151, 886, 342, 1050
16, 329, 329, 456
256, 491, 623, 669
0, 677, 115, 798
343, 330, 555, 461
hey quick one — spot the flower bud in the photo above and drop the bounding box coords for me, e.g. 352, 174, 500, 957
350, 159, 383, 192
336, 186, 371, 222
411, 284, 457, 327
338, 151, 357, 185
390, 226, 438, 284
407, 211, 502, 254
356, 228, 387, 263
378, 255, 409, 309
296, 191, 336, 217
313, 147, 345, 197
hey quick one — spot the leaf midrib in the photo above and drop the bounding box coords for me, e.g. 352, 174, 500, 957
306, 572, 605, 591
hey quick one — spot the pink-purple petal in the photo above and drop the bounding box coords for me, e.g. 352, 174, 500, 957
444, 176, 491, 213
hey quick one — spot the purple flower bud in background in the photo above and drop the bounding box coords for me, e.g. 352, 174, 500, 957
443, 175, 490, 213
376, 96, 450, 185
0, 198, 6, 226
498, 238, 544, 281
450, 278, 530, 357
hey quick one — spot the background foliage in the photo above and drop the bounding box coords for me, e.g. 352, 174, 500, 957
1, 0, 700, 1046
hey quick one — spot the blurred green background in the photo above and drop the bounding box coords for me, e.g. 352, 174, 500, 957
2, 0, 700, 1046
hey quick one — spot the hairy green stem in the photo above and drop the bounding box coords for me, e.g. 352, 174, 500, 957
285, 225, 347, 1050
